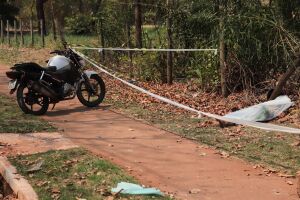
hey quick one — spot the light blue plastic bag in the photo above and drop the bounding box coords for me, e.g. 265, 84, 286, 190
224, 95, 293, 122
111, 182, 163, 196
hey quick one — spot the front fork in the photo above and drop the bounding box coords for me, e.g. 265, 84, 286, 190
8, 79, 19, 94
81, 73, 95, 94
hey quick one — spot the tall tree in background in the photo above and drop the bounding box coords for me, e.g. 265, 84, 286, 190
134, 0, 142, 48
217, 0, 229, 97
0, 1, 19, 22
166, 0, 174, 84
36, 0, 47, 34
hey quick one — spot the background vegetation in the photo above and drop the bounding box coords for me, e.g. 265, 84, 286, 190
0, 0, 299, 97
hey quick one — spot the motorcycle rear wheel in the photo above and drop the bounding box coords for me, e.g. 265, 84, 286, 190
16, 84, 49, 115
77, 75, 106, 107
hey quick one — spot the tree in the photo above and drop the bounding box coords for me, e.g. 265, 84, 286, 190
166, 0, 174, 85
36, 0, 47, 34
0, 1, 19, 22
218, 0, 229, 97
269, 53, 300, 100
134, 0, 142, 48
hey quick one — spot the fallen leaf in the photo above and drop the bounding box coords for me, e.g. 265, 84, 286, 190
277, 173, 295, 178
189, 189, 201, 194
219, 151, 230, 158
27, 160, 44, 173
51, 188, 60, 194
76, 198, 87, 200
291, 141, 300, 147
286, 181, 293, 185
199, 152, 207, 156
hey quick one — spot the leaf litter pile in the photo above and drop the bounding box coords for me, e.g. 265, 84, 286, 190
9, 149, 170, 200
103, 73, 300, 127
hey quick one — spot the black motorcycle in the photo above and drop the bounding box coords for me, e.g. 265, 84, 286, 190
6, 47, 106, 115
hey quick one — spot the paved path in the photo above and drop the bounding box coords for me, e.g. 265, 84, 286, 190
0, 64, 298, 200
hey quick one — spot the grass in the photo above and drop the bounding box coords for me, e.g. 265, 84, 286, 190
9, 148, 170, 200
1, 33, 99, 49
0, 95, 56, 133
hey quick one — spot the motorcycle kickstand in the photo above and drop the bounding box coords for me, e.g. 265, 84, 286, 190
51, 103, 56, 110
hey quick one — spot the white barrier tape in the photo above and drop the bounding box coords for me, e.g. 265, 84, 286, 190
71, 48, 300, 134
72, 46, 218, 55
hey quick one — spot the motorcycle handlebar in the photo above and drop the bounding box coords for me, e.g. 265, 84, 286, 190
50, 50, 64, 55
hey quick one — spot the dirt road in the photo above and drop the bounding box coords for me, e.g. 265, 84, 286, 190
0, 64, 298, 200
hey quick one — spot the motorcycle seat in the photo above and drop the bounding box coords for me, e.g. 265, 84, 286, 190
45, 66, 57, 72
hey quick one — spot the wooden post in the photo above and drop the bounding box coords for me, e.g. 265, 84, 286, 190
14, 20, 17, 45
7, 20, 10, 46
20, 20, 24, 46
0, 20, 3, 44
30, 19, 34, 47
40, 20, 45, 47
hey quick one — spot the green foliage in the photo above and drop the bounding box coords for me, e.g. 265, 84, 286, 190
95, 1, 128, 47
66, 15, 97, 35
0, 1, 19, 22
172, 0, 300, 91
133, 52, 164, 82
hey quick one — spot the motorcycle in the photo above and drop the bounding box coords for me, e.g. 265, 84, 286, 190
5, 47, 106, 115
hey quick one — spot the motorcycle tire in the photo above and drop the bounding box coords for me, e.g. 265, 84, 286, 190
77, 75, 106, 107
16, 83, 49, 115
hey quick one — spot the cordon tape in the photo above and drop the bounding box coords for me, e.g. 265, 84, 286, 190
71, 47, 300, 134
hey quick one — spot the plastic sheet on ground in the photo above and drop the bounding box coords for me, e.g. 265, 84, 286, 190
111, 182, 163, 196
224, 95, 293, 122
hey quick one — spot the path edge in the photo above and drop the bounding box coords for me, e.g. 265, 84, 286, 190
0, 156, 38, 200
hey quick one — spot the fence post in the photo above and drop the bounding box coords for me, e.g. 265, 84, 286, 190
0, 20, 3, 44
14, 20, 17, 45
40, 20, 45, 47
7, 20, 10, 46
20, 20, 24, 46
30, 19, 34, 47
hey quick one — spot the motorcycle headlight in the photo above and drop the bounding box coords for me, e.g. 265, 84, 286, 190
79, 59, 85, 66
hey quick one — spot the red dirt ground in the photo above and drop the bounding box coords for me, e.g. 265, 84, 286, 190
0, 64, 298, 200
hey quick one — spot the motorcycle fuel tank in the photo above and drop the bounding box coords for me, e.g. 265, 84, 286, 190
47, 55, 71, 70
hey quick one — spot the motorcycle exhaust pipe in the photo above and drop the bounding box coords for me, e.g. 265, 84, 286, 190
30, 80, 59, 101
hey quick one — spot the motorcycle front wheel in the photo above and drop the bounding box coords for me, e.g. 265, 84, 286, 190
77, 75, 106, 107
16, 84, 49, 115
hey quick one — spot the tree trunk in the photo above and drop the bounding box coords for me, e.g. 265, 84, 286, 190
134, 0, 142, 48
166, 0, 173, 85
36, 0, 47, 35
124, 0, 134, 78
78, 0, 84, 13
93, 0, 103, 14
51, 1, 65, 46
269, 54, 300, 100
219, 3, 229, 97
50, 0, 57, 41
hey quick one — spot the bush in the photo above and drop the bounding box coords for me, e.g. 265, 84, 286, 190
66, 15, 97, 35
